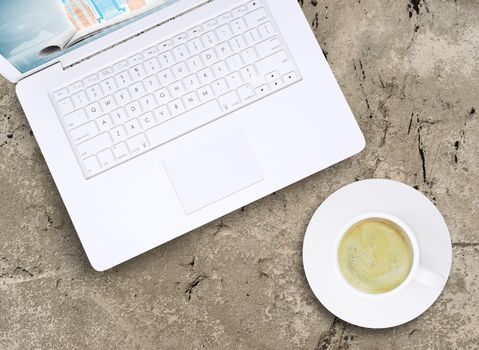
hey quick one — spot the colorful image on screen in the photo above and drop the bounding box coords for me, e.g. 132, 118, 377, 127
0, 0, 180, 74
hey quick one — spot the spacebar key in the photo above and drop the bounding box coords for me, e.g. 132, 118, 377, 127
146, 101, 223, 147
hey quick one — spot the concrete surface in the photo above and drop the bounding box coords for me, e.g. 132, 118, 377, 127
1, 0, 478, 349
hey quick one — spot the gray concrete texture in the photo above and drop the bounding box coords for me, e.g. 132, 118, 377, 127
1, 0, 478, 349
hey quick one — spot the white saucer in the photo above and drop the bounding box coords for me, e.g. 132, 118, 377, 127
303, 179, 452, 328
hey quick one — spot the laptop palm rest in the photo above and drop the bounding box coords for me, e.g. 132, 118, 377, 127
163, 128, 265, 214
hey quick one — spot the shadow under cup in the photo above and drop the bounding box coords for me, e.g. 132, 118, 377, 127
336, 212, 445, 297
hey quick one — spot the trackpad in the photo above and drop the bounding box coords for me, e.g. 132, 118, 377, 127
163, 128, 264, 214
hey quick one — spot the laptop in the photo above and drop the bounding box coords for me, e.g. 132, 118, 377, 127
1, 0, 365, 270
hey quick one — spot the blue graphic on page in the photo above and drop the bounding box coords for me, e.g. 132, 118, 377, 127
0, 0, 180, 74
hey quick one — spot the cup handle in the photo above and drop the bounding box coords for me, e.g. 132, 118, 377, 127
414, 267, 446, 289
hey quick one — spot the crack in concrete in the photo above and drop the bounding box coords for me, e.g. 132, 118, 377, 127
452, 243, 479, 248
185, 274, 206, 301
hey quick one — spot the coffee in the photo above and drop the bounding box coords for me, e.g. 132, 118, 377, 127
338, 218, 414, 294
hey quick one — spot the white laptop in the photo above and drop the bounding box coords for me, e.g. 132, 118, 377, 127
1, 0, 365, 270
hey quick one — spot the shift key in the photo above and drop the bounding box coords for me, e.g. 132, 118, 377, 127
77, 133, 112, 158
255, 50, 293, 76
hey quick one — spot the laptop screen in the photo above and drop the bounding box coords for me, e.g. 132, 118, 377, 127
0, 0, 182, 74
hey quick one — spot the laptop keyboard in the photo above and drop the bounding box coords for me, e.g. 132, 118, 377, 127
51, 0, 302, 179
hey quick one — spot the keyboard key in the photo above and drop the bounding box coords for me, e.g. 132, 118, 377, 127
230, 18, 247, 34
129, 82, 146, 99
218, 91, 241, 111
153, 105, 171, 123
154, 88, 171, 105
240, 65, 259, 81
77, 133, 112, 158
283, 71, 299, 83
256, 36, 282, 57
68, 81, 84, 94
241, 47, 258, 64
112, 142, 129, 161
144, 58, 161, 75
255, 84, 269, 97
57, 98, 75, 115
140, 94, 155, 111
126, 101, 142, 118
143, 46, 159, 58
172, 62, 189, 79
84, 156, 100, 176
186, 38, 203, 55
71, 121, 99, 143
200, 49, 218, 65
127, 134, 149, 155
183, 91, 200, 109
111, 126, 128, 143
100, 95, 117, 113
96, 114, 113, 132
83, 74, 100, 87
167, 99, 186, 116
113, 60, 129, 72
216, 25, 233, 42
266, 70, 281, 82
198, 67, 215, 85
203, 18, 219, 31
143, 75, 161, 92
86, 84, 103, 100
139, 112, 156, 129
115, 71, 133, 89
244, 28, 262, 46
86, 102, 102, 119
158, 40, 173, 53
53, 88, 69, 101
125, 118, 142, 135
158, 69, 175, 86
255, 50, 293, 76
258, 21, 275, 38
186, 55, 203, 72
229, 35, 247, 52
212, 61, 229, 77
201, 31, 219, 47
168, 81, 186, 98
183, 74, 200, 90
217, 12, 234, 24
99, 67, 114, 79
232, 5, 248, 17
197, 85, 215, 102
172, 44, 189, 61
98, 149, 115, 168
158, 51, 174, 67
212, 78, 229, 95
270, 78, 284, 90
215, 42, 233, 59
238, 84, 256, 102
173, 32, 188, 45
114, 89, 131, 105
72, 91, 88, 108
226, 71, 243, 88
244, 8, 268, 27
187, 26, 203, 37
64, 109, 88, 129
128, 54, 143, 66
246, 0, 260, 10
111, 107, 128, 125
129, 64, 146, 80
100, 77, 116, 94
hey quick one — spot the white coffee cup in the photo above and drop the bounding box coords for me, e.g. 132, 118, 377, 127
334, 211, 446, 299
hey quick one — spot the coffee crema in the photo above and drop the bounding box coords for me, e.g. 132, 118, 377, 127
338, 218, 414, 294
